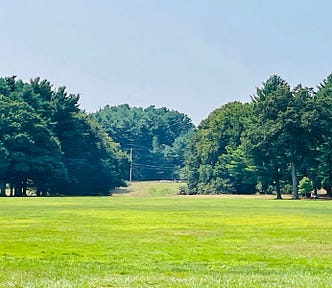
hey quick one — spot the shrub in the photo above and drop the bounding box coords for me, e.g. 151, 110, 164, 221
299, 177, 313, 198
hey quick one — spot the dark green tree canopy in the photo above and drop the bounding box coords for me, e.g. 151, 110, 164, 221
313, 73, 332, 195
1, 71, 332, 199
183, 101, 256, 194
0, 76, 127, 196
183, 73, 332, 198
93, 104, 194, 181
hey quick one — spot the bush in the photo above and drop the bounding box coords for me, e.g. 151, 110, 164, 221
299, 177, 313, 198
177, 185, 189, 195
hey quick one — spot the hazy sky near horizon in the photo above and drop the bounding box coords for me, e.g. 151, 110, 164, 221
1, 0, 332, 124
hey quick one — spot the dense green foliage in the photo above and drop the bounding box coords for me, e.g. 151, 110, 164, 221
94, 104, 194, 180
299, 176, 313, 197
1, 72, 332, 197
314, 74, 332, 195
0, 77, 128, 196
183, 102, 256, 194
184, 74, 332, 197
0, 193, 331, 287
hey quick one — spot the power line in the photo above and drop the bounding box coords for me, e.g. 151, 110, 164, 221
128, 148, 181, 181
133, 163, 179, 169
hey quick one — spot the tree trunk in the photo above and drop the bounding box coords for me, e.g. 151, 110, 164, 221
15, 182, 23, 197
275, 177, 282, 199
291, 162, 299, 199
10, 183, 14, 196
0, 182, 4, 197
14, 186, 20, 197
22, 179, 27, 196
327, 154, 332, 197
313, 188, 318, 199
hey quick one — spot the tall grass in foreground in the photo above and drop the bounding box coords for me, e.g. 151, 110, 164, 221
0, 188, 331, 287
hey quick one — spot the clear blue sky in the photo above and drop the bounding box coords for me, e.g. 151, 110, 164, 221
1, 0, 332, 124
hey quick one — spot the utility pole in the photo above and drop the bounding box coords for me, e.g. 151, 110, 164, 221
129, 148, 133, 182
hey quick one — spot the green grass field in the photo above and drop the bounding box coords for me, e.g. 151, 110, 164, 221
0, 182, 331, 287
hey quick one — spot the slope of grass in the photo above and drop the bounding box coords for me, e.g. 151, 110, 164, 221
0, 187, 331, 287
113, 181, 184, 197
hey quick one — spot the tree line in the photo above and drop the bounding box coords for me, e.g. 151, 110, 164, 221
0, 77, 193, 196
183, 74, 332, 199
0, 77, 128, 196
1, 73, 331, 198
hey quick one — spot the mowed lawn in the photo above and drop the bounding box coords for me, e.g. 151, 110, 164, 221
0, 183, 331, 287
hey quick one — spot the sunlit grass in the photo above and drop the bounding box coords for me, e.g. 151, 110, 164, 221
113, 181, 183, 197
0, 185, 331, 287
